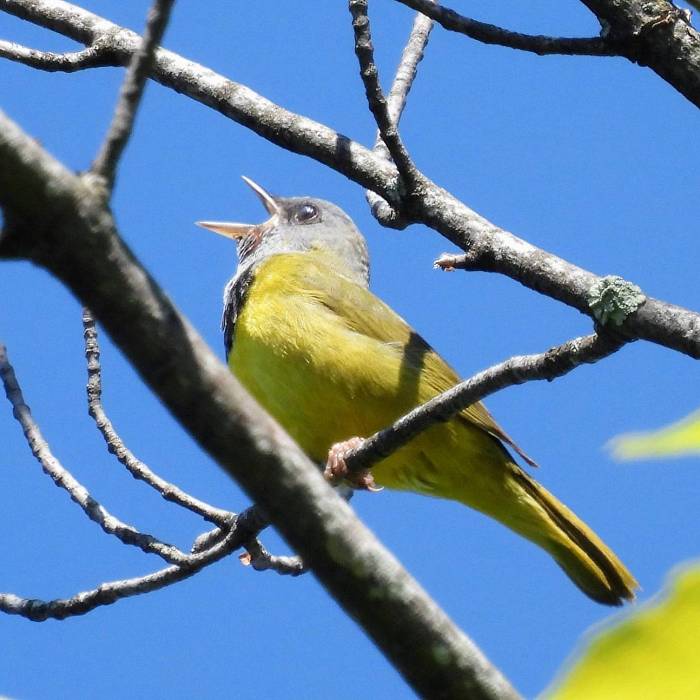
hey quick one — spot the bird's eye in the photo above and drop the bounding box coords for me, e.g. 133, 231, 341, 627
294, 203, 319, 224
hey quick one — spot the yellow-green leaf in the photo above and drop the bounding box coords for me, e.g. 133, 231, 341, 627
544, 563, 700, 700
609, 409, 700, 460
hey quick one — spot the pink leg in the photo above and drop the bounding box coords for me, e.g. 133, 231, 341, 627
324, 437, 382, 492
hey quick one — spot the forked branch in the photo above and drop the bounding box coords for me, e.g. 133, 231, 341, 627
1, 1, 699, 361
0, 38, 113, 71
393, 0, 616, 56
364, 2, 434, 226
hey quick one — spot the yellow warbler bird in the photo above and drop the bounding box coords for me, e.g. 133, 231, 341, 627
198, 178, 637, 606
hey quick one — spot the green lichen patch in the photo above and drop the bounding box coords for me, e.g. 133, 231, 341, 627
586, 276, 646, 326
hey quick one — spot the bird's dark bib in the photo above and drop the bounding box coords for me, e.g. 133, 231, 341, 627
222, 266, 255, 356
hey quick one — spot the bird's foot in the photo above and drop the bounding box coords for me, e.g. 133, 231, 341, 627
324, 437, 383, 492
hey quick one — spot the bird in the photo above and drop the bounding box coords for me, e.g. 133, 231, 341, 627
197, 177, 638, 606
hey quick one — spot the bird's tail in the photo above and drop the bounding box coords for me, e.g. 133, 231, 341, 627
509, 469, 638, 605
375, 420, 637, 604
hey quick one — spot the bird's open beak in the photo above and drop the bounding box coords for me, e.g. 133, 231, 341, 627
196, 176, 279, 240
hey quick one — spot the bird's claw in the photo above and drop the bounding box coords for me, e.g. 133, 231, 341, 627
324, 437, 383, 492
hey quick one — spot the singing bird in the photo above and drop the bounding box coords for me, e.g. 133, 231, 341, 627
197, 178, 637, 606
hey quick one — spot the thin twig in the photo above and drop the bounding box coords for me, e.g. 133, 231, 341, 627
341, 332, 627, 475
82, 308, 233, 527
385, 10, 434, 128
0, 521, 246, 622
240, 540, 306, 576
190, 504, 271, 556
367, 7, 434, 226
1, 341, 276, 615
83, 309, 283, 570
349, 0, 417, 188
91, 0, 175, 189
393, 0, 616, 56
0, 38, 112, 72
0, 343, 190, 565
84, 309, 291, 576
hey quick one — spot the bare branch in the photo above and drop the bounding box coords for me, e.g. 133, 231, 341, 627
240, 540, 306, 577
231, 503, 271, 542
0, 522, 247, 622
0, 1, 698, 360
393, 0, 616, 56
0, 109, 519, 700
385, 9, 433, 127
423, 221, 700, 360
1, 329, 279, 613
91, 0, 175, 189
366, 7, 434, 226
83, 308, 283, 570
0, 0, 400, 201
83, 309, 284, 575
340, 332, 627, 476
0, 38, 112, 71
82, 308, 233, 527
349, 0, 417, 184
576, 1, 700, 106
0, 343, 191, 565
236, 491, 355, 576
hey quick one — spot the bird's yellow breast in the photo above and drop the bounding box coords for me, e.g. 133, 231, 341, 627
229, 252, 420, 463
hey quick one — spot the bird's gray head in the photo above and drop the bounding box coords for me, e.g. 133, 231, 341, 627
197, 177, 369, 286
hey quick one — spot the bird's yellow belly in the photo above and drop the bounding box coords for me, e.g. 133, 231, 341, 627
228, 287, 508, 500
230, 296, 409, 464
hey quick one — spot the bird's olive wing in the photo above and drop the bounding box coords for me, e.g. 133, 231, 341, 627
308, 266, 537, 468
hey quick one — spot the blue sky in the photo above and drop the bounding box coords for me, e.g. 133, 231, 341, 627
1, 2, 698, 698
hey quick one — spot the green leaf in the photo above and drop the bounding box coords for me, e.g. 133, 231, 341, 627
544, 563, 700, 700
609, 409, 700, 460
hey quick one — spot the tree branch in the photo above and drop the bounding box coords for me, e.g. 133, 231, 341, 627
0, 108, 519, 700
0, 343, 191, 565
393, 0, 616, 56
1, 0, 698, 360
576, 0, 700, 107
83, 308, 280, 575
4, 311, 278, 587
90, 0, 175, 189
426, 234, 700, 359
394, 0, 700, 109
0, 0, 401, 203
366, 3, 433, 226
191, 504, 269, 556
0, 37, 113, 71
385, 7, 433, 126
0, 521, 248, 621
349, 0, 417, 184
2, 323, 283, 615
240, 540, 306, 576
82, 308, 233, 527
341, 332, 627, 475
